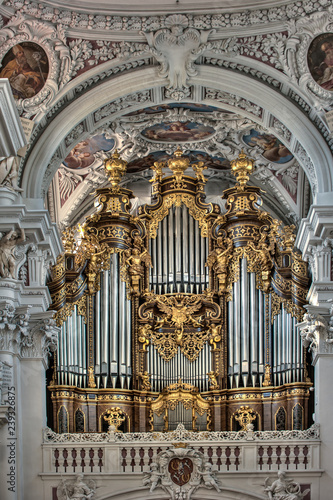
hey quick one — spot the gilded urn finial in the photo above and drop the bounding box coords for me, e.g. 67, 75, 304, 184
167, 148, 190, 183
104, 150, 127, 189
230, 151, 254, 188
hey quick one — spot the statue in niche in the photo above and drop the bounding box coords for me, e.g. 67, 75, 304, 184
0, 156, 23, 192
0, 229, 25, 279
264, 471, 310, 500
57, 473, 96, 500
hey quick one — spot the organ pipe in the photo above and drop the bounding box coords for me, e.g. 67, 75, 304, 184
50, 150, 311, 433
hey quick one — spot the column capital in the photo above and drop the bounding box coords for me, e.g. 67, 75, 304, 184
298, 305, 333, 363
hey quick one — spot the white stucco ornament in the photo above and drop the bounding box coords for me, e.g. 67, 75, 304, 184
264, 470, 310, 500
142, 444, 221, 499
142, 14, 213, 100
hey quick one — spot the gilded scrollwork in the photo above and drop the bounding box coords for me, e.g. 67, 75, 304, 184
139, 293, 221, 362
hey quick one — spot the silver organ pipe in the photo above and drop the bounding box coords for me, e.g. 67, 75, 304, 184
241, 258, 249, 387
57, 253, 132, 390
147, 344, 212, 392
95, 288, 101, 388
250, 272, 258, 388
57, 305, 88, 387
226, 259, 304, 389
228, 300, 234, 388
258, 291, 264, 385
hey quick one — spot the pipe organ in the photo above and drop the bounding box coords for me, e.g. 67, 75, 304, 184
48, 149, 311, 434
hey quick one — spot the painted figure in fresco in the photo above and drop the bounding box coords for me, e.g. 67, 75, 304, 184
0, 44, 47, 99
247, 133, 292, 163
316, 41, 333, 91
0, 229, 25, 279
64, 141, 96, 169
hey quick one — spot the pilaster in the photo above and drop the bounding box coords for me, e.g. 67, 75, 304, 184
0, 198, 62, 500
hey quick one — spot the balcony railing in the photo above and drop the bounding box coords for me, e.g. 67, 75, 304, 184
42, 423, 320, 475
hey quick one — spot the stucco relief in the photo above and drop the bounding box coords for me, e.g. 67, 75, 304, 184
142, 446, 221, 499
3, 0, 332, 31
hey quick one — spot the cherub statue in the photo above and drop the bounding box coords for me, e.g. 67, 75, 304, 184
142, 462, 164, 492
57, 473, 96, 500
197, 462, 221, 492
264, 471, 310, 500
0, 229, 26, 279
192, 162, 207, 183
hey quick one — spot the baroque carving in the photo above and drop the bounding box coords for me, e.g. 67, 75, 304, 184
142, 445, 221, 499
5, 1, 332, 31
298, 311, 333, 357
142, 14, 213, 100
0, 156, 23, 192
0, 229, 26, 279
264, 470, 310, 500
57, 474, 96, 500
42, 422, 320, 443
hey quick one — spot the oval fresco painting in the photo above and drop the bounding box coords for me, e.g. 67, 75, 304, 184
63, 134, 115, 170
142, 121, 215, 142
125, 102, 223, 116
242, 130, 293, 164
307, 33, 333, 91
0, 42, 49, 99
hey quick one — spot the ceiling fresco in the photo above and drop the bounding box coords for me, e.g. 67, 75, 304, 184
141, 121, 215, 142
2, 3, 330, 230
242, 130, 294, 164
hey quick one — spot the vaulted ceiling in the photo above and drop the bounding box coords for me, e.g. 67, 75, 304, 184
1, 0, 332, 231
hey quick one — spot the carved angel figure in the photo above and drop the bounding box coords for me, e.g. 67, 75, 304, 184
125, 246, 152, 277
264, 471, 309, 500
143, 462, 164, 492
206, 237, 233, 275
142, 14, 212, 91
0, 229, 25, 279
57, 474, 96, 500
197, 462, 221, 492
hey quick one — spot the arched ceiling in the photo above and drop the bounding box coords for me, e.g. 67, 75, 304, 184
1, 1, 332, 230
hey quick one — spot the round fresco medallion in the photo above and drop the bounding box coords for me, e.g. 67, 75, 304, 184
168, 457, 193, 486
142, 121, 215, 142
307, 33, 333, 92
0, 42, 49, 100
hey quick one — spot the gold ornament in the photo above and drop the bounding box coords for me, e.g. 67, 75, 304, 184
103, 407, 126, 432
230, 150, 254, 188
234, 405, 257, 431
104, 150, 128, 189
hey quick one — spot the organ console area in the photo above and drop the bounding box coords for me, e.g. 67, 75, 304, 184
47, 149, 311, 434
